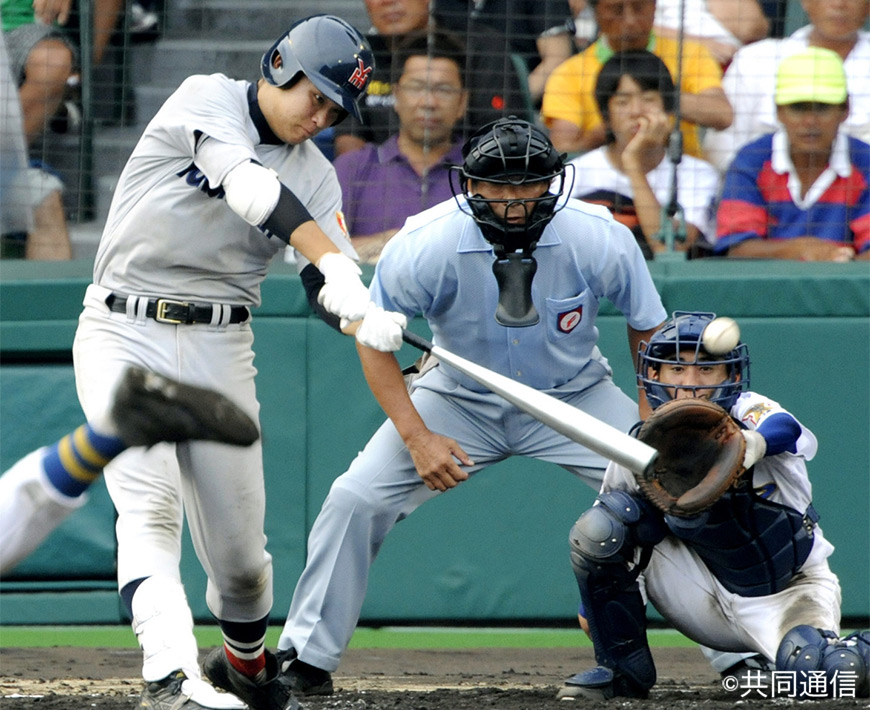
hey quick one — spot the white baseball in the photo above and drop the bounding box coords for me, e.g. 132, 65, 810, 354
702, 317, 740, 355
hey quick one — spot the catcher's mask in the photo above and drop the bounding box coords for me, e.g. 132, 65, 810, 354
638, 311, 750, 411
449, 117, 572, 327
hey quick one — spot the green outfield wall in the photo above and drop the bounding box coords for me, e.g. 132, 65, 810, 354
0, 258, 867, 625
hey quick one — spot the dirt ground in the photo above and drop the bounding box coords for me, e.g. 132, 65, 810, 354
1, 645, 866, 709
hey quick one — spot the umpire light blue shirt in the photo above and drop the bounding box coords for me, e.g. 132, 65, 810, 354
371, 196, 667, 393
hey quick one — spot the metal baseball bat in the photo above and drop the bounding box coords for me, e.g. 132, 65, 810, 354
401, 330, 658, 475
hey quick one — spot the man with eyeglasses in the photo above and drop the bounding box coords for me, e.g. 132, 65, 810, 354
333, 30, 468, 262
332, 0, 526, 157
541, 0, 733, 157
716, 48, 869, 261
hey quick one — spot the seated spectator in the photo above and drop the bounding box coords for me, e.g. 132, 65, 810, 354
541, 0, 733, 158
433, 0, 576, 105
3, 0, 77, 146
567, 50, 720, 258
334, 31, 467, 263
715, 48, 869, 261
3, 0, 124, 143
652, 0, 770, 68
0, 22, 70, 259
333, 0, 527, 157
703, 0, 869, 173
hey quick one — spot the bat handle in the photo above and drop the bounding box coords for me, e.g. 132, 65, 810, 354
401, 329, 433, 353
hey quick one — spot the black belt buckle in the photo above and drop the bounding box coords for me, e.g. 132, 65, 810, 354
155, 298, 192, 324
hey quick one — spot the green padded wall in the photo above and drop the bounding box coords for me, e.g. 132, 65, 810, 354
0, 259, 867, 625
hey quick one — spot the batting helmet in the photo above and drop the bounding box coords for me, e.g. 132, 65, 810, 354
450, 117, 569, 252
637, 311, 750, 411
261, 15, 374, 122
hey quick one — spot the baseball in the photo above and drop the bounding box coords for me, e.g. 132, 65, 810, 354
702, 317, 740, 355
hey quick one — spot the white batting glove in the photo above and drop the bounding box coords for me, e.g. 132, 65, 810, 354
355, 302, 408, 351
316, 252, 370, 322
742, 429, 767, 469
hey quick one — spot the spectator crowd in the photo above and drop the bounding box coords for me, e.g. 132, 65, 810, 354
1, 0, 867, 262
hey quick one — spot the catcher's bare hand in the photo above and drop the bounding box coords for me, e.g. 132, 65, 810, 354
405, 430, 473, 492
635, 398, 747, 517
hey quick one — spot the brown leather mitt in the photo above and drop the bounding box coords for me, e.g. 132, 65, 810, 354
635, 398, 747, 517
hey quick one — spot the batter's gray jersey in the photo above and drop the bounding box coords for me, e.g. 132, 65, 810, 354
93, 73, 354, 305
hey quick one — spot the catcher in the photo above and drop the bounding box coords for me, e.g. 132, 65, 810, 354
558, 311, 870, 701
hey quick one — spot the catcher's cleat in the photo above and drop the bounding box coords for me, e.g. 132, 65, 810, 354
720, 653, 774, 680
140, 670, 245, 710
276, 648, 334, 696
203, 647, 299, 710
111, 368, 259, 448
556, 666, 649, 701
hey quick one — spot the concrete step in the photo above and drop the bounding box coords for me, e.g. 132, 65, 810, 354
132, 84, 176, 129
68, 221, 103, 261
92, 126, 142, 177
129, 37, 267, 88
166, 0, 370, 40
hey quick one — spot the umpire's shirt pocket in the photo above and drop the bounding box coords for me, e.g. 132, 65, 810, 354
545, 291, 590, 342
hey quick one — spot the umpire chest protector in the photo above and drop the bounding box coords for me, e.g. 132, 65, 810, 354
663, 472, 818, 597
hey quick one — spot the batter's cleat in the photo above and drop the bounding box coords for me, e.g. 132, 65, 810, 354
202, 647, 299, 710
556, 666, 649, 701
111, 367, 259, 448
276, 648, 334, 696
140, 670, 246, 710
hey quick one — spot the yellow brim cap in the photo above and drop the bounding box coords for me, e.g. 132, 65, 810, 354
775, 47, 848, 106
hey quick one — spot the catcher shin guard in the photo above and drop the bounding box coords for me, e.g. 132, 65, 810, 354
568, 491, 667, 695
777, 625, 870, 698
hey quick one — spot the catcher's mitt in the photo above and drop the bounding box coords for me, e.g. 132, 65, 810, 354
635, 398, 747, 517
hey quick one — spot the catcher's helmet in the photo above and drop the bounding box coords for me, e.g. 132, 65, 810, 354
450, 117, 570, 252
638, 311, 750, 411
261, 15, 374, 122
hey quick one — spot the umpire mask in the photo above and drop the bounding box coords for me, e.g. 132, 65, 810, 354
450, 117, 569, 327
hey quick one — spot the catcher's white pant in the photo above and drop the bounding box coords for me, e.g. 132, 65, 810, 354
643, 536, 842, 660
73, 285, 272, 623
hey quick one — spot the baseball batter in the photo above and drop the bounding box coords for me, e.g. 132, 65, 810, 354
70, 15, 404, 710
274, 117, 668, 696
559, 311, 869, 700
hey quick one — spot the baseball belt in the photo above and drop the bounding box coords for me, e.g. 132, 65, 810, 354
105, 294, 250, 325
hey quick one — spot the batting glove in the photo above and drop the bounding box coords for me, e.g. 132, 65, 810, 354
356, 302, 408, 351
316, 252, 370, 323
741, 429, 767, 469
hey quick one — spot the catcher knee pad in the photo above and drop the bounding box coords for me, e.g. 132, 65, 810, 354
777, 625, 870, 697
570, 490, 664, 569
843, 631, 870, 697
